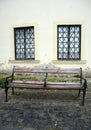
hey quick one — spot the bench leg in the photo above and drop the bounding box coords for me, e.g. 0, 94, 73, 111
78, 90, 81, 96
5, 87, 8, 102
12, 87, 14, 94
82, 89, 86, 106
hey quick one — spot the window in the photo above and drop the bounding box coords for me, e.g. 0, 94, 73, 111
14, 26, 35, 60
57, 25, 81, 60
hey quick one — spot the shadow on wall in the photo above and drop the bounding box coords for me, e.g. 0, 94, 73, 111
0, 61, 13, 75
83, 67, 91, 78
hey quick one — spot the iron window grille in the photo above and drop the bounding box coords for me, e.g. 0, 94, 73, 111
14, 26, 35, 60
57, 25, 81, 60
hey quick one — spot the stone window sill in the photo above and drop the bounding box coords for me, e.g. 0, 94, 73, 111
9, 60, 40, 64
52, 60, 86, 64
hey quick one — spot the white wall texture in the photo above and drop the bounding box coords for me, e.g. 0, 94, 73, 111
0, 0, 91, 69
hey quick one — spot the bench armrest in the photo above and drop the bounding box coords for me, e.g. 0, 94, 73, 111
4, 74, 13, 85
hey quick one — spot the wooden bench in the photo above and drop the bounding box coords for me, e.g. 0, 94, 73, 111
4, 66, 87, 105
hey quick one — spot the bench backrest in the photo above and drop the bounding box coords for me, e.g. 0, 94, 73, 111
13, 66, 82, 73
12, 66, 82, 83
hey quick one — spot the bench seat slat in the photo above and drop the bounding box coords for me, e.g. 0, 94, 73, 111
46, 82, 83, 89
12, 81, 44, 84
7, 81, 44, 88
7, 81, 83, 90
46, 84, 83, 90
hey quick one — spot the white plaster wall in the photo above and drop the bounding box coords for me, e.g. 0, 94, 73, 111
0, 0, 91, 69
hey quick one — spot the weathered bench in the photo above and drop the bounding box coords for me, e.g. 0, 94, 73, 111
5, 66, 87, 105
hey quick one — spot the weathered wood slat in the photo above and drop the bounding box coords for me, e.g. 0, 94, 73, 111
14, 67, 81, 74
7, 81, 44, 88
46, 82, 83, 89
8, 83, 83, 90
8, 84, 44, 88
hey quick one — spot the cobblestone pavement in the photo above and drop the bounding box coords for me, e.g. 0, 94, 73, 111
0, 88, 91, 130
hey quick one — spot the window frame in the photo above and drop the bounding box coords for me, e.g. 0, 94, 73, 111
57, 25, 81, 61
14, 26, 35, 60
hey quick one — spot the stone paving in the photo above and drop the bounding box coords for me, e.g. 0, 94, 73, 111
0, 88, 91, 130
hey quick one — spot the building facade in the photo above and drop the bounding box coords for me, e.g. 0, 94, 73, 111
0, 0, 91, 70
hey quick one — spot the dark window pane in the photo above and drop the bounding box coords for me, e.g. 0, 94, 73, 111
14, 27, 35, 60
57, 25, 81, 60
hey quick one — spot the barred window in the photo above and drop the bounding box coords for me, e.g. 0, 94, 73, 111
14, 26, 35, 60
57, 25, 81, 60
